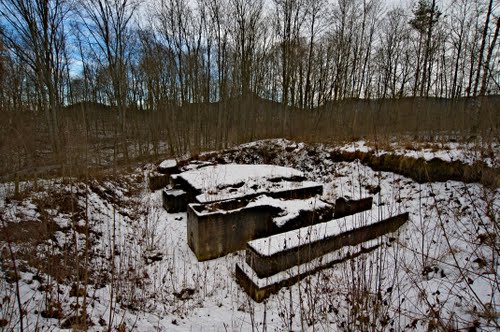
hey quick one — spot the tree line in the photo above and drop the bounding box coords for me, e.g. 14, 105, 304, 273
0, 0, 498, 157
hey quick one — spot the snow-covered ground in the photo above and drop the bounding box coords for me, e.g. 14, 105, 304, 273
0, 139, 498, 331
338, 139, 499, 167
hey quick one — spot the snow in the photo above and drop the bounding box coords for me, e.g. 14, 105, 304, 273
191, 195, 330, 229
172, 163, 315, 203
159, 159, 177, 169
173, 164, 304, 192
195, 179, 321, 204
339, 140, 372, 153
1, 138, 498, 331
338, 140, 499, 167
164, 189, 185, 197
247, 195, 330, 228
247, 203, 388, 256
239, 237, 384, 288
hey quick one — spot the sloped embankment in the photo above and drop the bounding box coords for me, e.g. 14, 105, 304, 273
196, 140, 499, 188
328, 150, 499, 187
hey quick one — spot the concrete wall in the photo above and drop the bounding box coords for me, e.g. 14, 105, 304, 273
170, 176, 200, 204
246, 212, 409, 278
334, 197, 373, 218
148, 173, 170, 191
275, 206, 334, 232
235, 240, 383, 303
187, 200, 334, 261
187, 204, 280, 261
186, 195, 374, 261
162, 189, 188, 213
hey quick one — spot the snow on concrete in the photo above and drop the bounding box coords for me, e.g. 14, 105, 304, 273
239, 237, 383, 288
248, 202, 380, 256
159, 159, 177, 169
248, 195, 330, 228
173, 164, 304, 192
191, 194, 329, 229
195, 179, 320, 204
166, 189, 186, 197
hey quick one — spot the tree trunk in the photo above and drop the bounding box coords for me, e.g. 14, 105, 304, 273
473, 0, 493, 96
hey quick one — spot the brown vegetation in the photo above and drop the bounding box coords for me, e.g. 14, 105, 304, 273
0, 95, 498, 181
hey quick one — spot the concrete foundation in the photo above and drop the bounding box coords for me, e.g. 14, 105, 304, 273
187, 203, 281, 261
150, 159, 179, 191
186, 194, 377, 261
169, 164, 323, 208
158, 159, 178, 174
334, 197, 373, 218
235, 237, 389, 303
162, 189, 188, 213
246, 212, 409, 278
148, 173, 171, 191
187, 197, 335, 261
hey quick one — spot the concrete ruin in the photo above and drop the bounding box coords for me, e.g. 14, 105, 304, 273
187, 196, 334, 261
149, 159, 179, 191
170, 164, 321, 205
235, 212, 409, 302
334, 197, 373, 218
235, 235, 398, 303
156, 160, 409, 302
162, 163, 323, 212
162, 189, 187, 213
186, 195, 376, 261
245, 212, 409, 278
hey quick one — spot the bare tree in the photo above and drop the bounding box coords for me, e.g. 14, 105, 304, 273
201, 0, 230, 101
0, 0, 71, 157
302, 0, 328, 109
479, 15, 499, 95
377, 8, 411, 99
448, 0, 476, 98
230, 0, 264, 97
409, 0, 442, 97
473, 0, 494, 96
272, 0, 306, 106
78, 0, 140, 161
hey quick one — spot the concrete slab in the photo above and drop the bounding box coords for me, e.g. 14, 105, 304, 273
170, 164, 319, 206
334, 197, 373, 218
187, 202, 280, 261
162, 189, 187, 213
246, 212, 409, 278
149, 172, 170, 191
158, 159, 178, 174
186, 196, 333, 261
236, 236, 395, 303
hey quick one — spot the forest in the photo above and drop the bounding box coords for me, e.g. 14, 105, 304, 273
0, 0, 498, 178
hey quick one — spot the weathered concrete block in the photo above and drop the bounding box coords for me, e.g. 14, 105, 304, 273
334, 197, 373, 218
162, 189, 187, 213
171, 164, 322, 206
149, 173, 171, 191
187, 196, 333, 261
236, 236, 391, 303
246, 212, 409, 278
187, 203, 280, 261
158, 159, 178, 174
